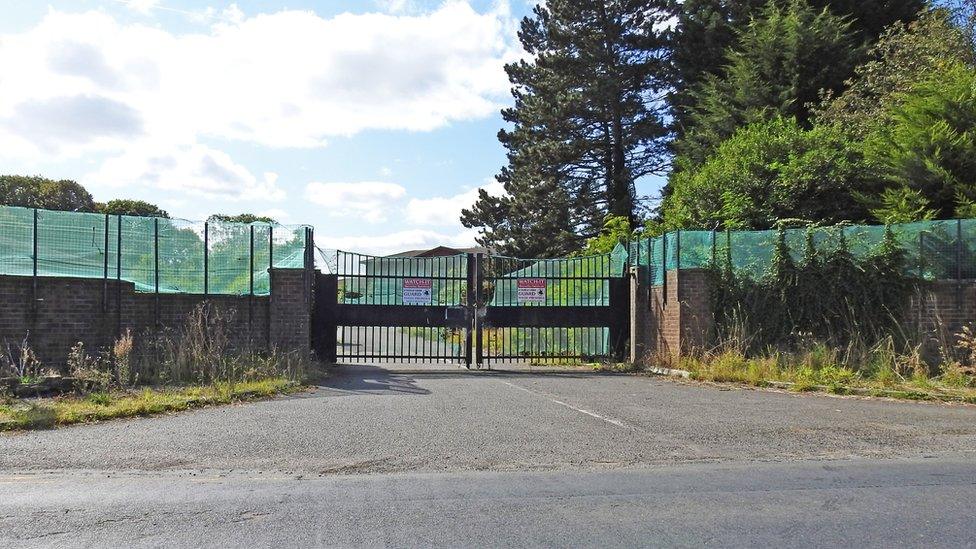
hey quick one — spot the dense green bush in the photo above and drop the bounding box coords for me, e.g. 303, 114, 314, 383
863, 63, 976, 219
665, 117, 874, 230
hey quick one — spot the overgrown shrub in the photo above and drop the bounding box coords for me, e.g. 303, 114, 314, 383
1, 335, 46, 381
710, 224, 918, 358
130, 303, 307, 386
13, 303, 307, 395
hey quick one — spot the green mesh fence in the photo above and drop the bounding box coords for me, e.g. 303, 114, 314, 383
0, 206, 310, 295
628, 220, 976, 284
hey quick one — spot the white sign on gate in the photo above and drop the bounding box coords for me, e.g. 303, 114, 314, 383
402, 278, 433, 305
517, 278, 547, 303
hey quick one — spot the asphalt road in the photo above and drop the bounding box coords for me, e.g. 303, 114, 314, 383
3, 364, 976, 547
4, 458, 976, 548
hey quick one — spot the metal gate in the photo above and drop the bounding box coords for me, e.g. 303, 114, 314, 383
312, 251, 628, 367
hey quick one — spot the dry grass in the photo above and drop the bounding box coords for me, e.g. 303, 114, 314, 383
0, 377, 298, 431
667, 348, 976, 403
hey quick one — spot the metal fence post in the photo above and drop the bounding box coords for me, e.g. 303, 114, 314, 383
269, 225, 274, 271
646, 235, 651, 285
957, 220, 963, 310
956, 220, 963, 280
464, 253, 478, 369
661, 232, 668, 302
676, 230, 682, 270
154, 217, 160, 328
203, 221, 209, 296
726, 228, 732, 272
249, 224, 255, 345
103, 214, 109, 312
31, 209, 38, 316
267, 225, 274, 351
919, 231, 925, 279
711, 230, 717, 267
474, 253, 484, 369
116, 214, 122, 338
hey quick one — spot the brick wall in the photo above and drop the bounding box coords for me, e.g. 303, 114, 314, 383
631, 270, 976, 365
0, 268, 310, 368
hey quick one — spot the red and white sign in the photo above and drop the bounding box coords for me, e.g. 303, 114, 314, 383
517, 278, 547, 303
402, 278, 433, 305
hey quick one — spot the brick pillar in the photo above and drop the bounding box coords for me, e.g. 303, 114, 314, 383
675, 268, 714, 353
640, 268, 714, 363
269, 268, 312, 354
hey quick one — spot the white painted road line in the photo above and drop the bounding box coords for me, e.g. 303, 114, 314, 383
499, 380, 630, 429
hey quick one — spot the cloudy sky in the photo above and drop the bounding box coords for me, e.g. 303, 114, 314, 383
0, 1, 662, 255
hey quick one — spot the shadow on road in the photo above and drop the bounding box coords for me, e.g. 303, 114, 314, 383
312, 364, 432, 396
306, 363, 630, 398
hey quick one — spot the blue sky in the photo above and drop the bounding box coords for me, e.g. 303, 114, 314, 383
0, 1, 665, 254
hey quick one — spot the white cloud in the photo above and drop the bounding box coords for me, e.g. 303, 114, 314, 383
406, 181, 504, 226
0, 3, 519, 206
258, 208, 291, 222
85, 143, 286, 202
375, 0, 418, 14
305, 181, 407, 223
0, 4, 516, 155
121, 0, 160, 15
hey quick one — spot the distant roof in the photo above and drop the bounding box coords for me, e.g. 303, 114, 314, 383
388, 245, 489, 258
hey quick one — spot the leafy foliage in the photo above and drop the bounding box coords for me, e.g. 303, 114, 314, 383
664, 117, 874, 229
674, 0, 861, 168
461, 0, 671, 257
862, 63, 976, 219
670, 0, 924, 143
577, 215, 635, 256
865, 187, 937, 224
97, 199, 169, 218
209, 213, 276, 224
0, 175, 94, 212
816, 8, 974, 139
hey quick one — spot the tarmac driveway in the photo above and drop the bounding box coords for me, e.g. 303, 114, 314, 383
2, 364, 975, 475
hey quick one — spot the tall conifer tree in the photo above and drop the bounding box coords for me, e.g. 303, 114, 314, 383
461, 0, 671, 257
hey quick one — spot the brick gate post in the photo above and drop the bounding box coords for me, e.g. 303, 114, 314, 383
269, 268, 312, 355
640, 268, 715, 364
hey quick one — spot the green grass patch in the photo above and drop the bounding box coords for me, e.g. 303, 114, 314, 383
671, 350, 976, 404
0, 378, 298, 431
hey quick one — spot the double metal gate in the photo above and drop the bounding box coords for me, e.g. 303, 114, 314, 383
312, 251, 628, 367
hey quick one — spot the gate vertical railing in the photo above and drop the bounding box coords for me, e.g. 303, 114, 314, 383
315, 249, 629, 368
329, 251, 470, 365
477, 253, 628, 368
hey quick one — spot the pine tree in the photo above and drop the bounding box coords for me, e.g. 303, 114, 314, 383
460, 0, 671, 257
669, 0, 924, 143
674, 0, 861, 169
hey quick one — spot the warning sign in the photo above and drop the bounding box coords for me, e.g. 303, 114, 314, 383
517, 278, 547, 303
402, 278, 433, 305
